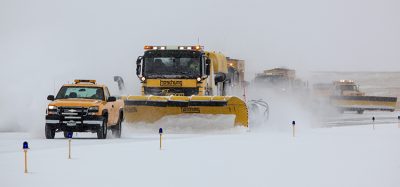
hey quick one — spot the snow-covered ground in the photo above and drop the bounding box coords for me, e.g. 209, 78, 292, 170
1, 112, 400, 187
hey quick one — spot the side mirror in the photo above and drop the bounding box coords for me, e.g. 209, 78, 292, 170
47, 95, 55, 101
214, 72, 226, 83
136, 56, 142, 76
107, 96, 116, 102
205, 59, 211, 75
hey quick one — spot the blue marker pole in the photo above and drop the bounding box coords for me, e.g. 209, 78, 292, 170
159, 128, 163, 150
22, 141, 29, 173
67, 132, 72, 159
292, 121, 296, 137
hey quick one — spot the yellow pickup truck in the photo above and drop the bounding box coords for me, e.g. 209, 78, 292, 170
45, 80, 124, 139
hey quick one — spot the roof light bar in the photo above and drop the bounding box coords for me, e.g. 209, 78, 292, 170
178, 45, 203, 51
144, 45, 203, 51
339, 80, 354, 83
74, 79, 96, 84
144, 46, 167, 50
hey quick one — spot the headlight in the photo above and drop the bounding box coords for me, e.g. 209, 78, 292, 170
196, 77, 201, 82
47, 106, 58, 115
88, 106, 99, 112
141, 77, 146, 81
48, 106, 57, 110
88, 106, 99, 115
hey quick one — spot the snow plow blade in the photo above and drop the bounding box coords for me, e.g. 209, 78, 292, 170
122, 95, 248, 127
330, 95, 397, 112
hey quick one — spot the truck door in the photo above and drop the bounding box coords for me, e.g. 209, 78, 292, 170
104, 87, 116, 125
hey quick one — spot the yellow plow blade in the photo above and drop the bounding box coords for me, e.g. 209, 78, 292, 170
330, 95, 397, 112
122, 95, 248, 127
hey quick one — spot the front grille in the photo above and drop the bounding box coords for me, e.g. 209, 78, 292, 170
144, 87, 199, 96
58, 107, 87, 122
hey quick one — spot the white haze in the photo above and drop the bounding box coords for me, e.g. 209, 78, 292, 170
1, 0, 399, 132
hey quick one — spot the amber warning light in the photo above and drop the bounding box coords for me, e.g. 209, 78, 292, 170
144, 45, 203, 51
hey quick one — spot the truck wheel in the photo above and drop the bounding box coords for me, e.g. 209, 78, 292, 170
45, 124, 55, 139
64, 131, 73, 138
97, 118, 107, 139
112, 117, 122, 138
357, 110, 364, 114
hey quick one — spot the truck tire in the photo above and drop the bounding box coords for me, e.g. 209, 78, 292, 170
97, 118, 107, 139
64, 131, 73, 138
45, 124, 55, 139
357, 110, 364, 114
111, 117, 122, 138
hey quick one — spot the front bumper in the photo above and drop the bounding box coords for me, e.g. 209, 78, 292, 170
46, 115, 103, 132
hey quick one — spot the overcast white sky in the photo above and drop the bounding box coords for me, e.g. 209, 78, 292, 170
0, 0, 399, 88
0, 0, 399, 130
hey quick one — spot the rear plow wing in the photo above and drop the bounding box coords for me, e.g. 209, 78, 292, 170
330, 95, 397, 112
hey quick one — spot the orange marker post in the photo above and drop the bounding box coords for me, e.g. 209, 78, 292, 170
22, 141, 29, 173
159, 128, 163, 150
66, 132, 73, 159
292, 121, 296, 137
397, 116, 400, 128
243, 85, 247, 103
372, 117, 375, 130
68, 139, 71, 159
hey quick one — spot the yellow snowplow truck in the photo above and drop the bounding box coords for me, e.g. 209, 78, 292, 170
122, 45, 248, 127
314, 80, 397, 114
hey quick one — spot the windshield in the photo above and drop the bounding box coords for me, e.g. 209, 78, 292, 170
143, 50, 202, 78
339, 85, 357, 91
56, 86, 104, 100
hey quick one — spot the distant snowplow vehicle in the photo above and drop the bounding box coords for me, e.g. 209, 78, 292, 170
254, 68, 308, 92
122, 45, 249, 127
226, 57, 246, 88
313, 80, 397, 114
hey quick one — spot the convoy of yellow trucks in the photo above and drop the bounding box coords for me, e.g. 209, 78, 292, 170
45, 45, 398, 139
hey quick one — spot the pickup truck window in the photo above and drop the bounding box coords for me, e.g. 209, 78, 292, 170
56, 86, 104, 100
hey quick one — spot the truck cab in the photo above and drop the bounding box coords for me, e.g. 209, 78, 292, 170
135, 45, 212, 96
45, 80, 124, 139
333, 80, 365, 96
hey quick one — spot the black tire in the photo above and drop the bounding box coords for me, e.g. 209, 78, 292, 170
97, 117, 107, 139
357, 110, 364, 114
112, 117, 122, 138
64, 131, 73, 138
45, 124, 55, 139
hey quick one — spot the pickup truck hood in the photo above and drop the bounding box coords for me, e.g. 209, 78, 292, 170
49, 99, 103, 107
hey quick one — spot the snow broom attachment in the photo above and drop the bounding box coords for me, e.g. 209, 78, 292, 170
123, 95, 248, 127
330, 95, 397, 113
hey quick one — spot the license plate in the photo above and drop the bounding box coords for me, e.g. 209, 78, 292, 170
66, 121, 77, 126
